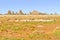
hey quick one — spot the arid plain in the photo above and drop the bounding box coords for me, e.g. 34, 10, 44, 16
0, 15, 60, 40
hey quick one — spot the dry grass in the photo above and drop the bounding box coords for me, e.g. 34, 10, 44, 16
0, 15, 60, 40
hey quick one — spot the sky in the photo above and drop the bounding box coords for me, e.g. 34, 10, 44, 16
0, 0, 60, 14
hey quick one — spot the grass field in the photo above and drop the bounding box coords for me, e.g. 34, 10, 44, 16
0, 15, 60, 40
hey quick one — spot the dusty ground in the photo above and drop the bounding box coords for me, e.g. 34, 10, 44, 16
0, 15, 60, 40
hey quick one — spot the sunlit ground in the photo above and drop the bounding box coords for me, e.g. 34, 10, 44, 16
0, 15, 60, 40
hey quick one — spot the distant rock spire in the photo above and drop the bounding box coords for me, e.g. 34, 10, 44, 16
18, 10, 24, 15
11, 11, 14, 15
7, 10, 11, 15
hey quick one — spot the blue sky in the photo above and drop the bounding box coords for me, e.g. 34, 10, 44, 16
0, 0, 60, 14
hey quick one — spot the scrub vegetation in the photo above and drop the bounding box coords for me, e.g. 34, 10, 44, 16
0, 15, 60, 40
